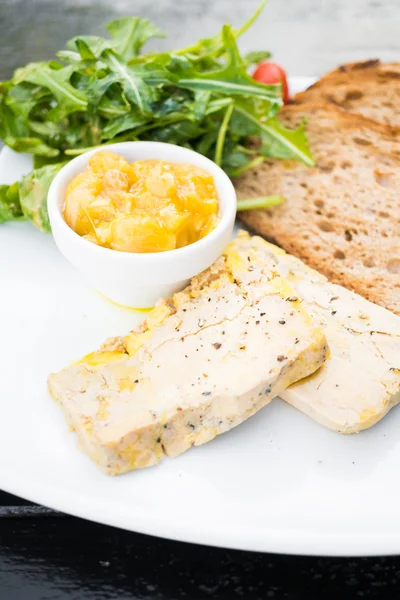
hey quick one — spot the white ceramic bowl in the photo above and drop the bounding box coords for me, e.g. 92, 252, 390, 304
47, 142, 236, 308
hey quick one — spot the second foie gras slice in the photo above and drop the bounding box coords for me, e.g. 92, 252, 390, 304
234, 231, 400, 433
48, 235, 328, 475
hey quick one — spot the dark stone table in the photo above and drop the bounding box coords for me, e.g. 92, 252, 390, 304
2, 490, 400, 599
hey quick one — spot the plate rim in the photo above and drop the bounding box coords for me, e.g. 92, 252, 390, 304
2, 460, 400, 557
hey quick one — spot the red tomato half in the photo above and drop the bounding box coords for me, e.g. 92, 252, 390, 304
252, 61, 289, 104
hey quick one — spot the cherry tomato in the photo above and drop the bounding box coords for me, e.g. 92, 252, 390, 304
252, 61, 289, 104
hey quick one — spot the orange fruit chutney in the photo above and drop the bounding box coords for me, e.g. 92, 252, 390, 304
63, 150, 219, 253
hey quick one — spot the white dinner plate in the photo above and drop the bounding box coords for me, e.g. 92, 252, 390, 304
2, 76, 400, 557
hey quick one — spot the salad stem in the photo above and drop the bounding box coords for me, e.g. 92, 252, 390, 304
214, 102, 234, 167
235, 0, 267, 39
236, 195, 285, 212
232, 155, 265, 176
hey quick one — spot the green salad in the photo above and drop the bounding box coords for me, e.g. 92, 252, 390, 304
0, 0, 313, 232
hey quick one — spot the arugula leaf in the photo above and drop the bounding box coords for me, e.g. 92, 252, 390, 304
19, 163, 66, 231
29, 120, 61, 138
148, 120, 204, 145
15, 64, 88, 121
193, 90, 211, 120
260, 117, 315, 166
243, 50, 272, 67
68, 36, 112, 61
205, 98, 232, 116
101, 111, 148, 140
234, 104, 315, 166
152, 89, 193, 118
0, 162, 65, 229
0, 183, 25, 223
101, 50, 158, 114
0, 189, 15, 223
193, 129, 218, 157
97, 94, 131, 118
0, 98, 32, 140
6, 83, 52, 120
106, 17, 165, 61
56, 50, 82, 65
33, 154, 66, 169
3, 135, 59, 157
86, 72, 122, 107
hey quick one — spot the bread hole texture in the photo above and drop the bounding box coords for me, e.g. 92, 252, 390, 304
387, 259, 400, 274
318, 220, 334, 232
374, 170, 393, 188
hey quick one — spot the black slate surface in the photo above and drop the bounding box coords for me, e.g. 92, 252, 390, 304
1, 490, 400, 599
2, 1, 400, 598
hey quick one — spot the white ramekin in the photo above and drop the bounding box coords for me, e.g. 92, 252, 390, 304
47, 142, 236, 308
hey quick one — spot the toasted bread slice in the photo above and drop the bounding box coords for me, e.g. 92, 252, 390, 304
48, 234, 328, 475
293, 60, 400, 126
236, 103, 400, 315
234, 231, 400, 433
